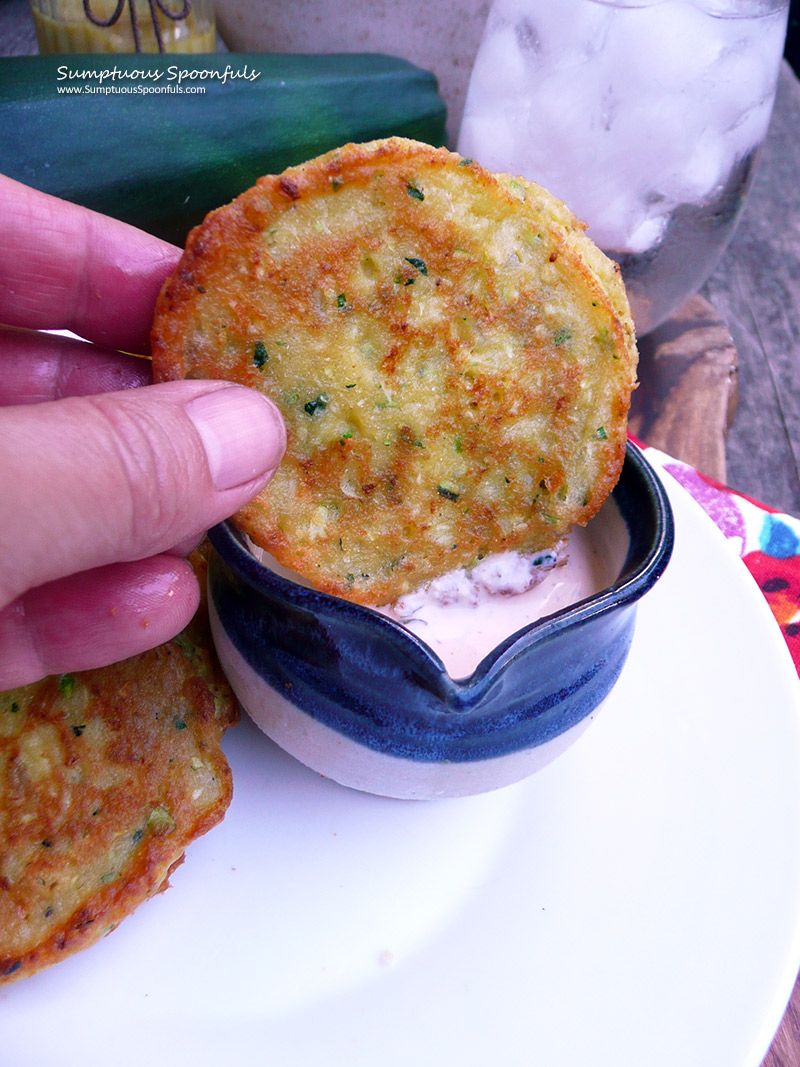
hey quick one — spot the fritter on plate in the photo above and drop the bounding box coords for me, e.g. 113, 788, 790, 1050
0, 563, 238, 985
151, 137, 637, 605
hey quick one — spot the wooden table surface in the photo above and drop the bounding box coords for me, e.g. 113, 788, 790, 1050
701, 61, 800, 518
3, 3, 800, 1061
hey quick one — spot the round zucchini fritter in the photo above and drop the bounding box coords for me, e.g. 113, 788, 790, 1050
152, 137, 637, 605
0, 610, 237, 985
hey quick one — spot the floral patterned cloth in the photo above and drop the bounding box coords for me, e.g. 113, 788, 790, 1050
653, 452, 800, 674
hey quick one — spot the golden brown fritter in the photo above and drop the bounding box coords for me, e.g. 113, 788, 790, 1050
0, 580, 238, 985
151, 137, 637, 605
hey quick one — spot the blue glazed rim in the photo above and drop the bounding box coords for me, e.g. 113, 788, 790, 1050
208, 440, 674, 762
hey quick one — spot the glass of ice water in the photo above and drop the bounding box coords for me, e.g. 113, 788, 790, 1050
458, 0, 790, 334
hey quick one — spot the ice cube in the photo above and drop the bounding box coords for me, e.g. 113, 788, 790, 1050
624, 213, 668, 254
601, 0, 726, 91
458, 110, 529, 174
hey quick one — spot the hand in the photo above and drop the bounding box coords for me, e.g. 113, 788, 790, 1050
0, 176, 286, 689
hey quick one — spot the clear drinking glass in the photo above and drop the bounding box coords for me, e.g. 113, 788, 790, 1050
458, 0, 790, 334
29, 0, 216, 53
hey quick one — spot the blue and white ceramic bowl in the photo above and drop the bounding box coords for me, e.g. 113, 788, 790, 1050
207, 442, 673, 799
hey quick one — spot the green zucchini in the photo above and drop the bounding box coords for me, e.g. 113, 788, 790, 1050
0, 53, 447, 244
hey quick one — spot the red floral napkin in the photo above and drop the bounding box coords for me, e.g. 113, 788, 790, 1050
650, 451, 800, 675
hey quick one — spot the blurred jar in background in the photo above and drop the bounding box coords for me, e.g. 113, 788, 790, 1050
458, 0, 790, 334
29, 0, 216, 53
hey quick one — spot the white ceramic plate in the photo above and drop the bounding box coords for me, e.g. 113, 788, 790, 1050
3, 467, 800, 1067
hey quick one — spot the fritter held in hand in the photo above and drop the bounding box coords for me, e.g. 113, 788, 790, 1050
151, 137, 637, 605
0, 591, 238, 985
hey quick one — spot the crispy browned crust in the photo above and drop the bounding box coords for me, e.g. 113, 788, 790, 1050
0, 587, 238, 985
152, 137, 637, 604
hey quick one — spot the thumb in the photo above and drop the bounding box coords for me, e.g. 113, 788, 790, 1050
0, 379, 285, 607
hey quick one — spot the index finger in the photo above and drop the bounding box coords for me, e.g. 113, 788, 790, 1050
0, 174, 182, 354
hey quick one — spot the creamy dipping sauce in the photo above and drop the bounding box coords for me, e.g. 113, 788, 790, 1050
248, 499, 629, 681
379, 500, 628, 677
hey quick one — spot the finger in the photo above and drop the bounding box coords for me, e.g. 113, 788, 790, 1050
0, 379, 286, 609
0, 326, 152, 405
0, 556, 200, 690
0, 174, 181, 354
166, 531, 206, 559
